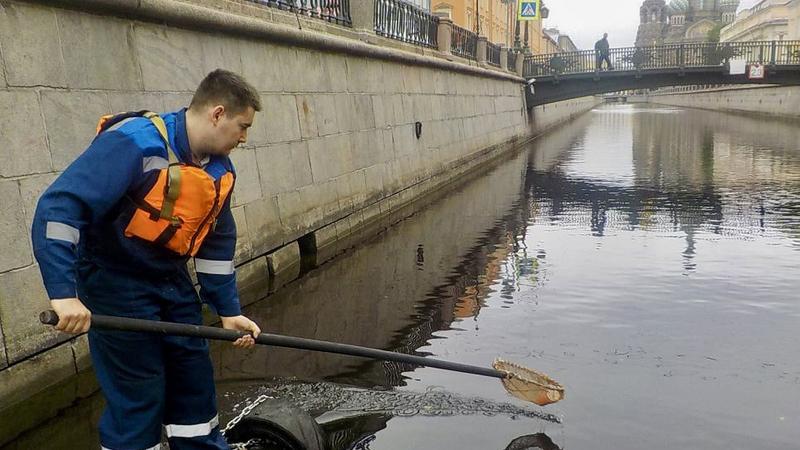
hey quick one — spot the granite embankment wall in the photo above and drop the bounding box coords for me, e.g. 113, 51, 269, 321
0, 0, 599, 443
648, 85, 800, 118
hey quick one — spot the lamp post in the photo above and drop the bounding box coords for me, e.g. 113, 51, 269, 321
475, 0, 480, 35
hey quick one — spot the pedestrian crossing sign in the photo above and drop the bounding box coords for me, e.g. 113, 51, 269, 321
518, 0, 540, 21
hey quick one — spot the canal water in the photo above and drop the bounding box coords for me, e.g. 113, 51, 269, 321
213, 103, 800, 449
6, 103, 799, 449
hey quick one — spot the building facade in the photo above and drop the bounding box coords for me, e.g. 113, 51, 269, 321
720, 0, 794, 42
431, 0, 557, 53
635, 0, 740, 46
544, 27, 579, 51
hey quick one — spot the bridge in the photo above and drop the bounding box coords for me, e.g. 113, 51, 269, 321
522, 40, 800, 106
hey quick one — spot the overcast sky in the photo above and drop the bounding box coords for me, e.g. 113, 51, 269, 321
543, 0, 762, 49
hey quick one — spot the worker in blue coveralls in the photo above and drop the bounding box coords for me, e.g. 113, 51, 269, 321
32, 69, 263, 450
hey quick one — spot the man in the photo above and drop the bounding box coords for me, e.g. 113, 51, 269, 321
595, 33, 613, 71
32, 69, 262, 450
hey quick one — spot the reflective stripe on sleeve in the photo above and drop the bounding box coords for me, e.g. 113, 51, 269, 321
164, 415, 219, 438
194, 258, 235, 275
45, 221, 80, 245
101, 444, 161, 450
142, 155, 169, 173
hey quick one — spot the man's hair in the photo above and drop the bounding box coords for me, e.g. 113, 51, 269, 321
190, 69, 262, 114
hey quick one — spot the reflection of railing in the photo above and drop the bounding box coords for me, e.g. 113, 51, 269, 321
374, 0, 438, 48
523, 40, 800, 78
487, 42, 501, 67
246, 0, 351, 26
451, 25, 478, 59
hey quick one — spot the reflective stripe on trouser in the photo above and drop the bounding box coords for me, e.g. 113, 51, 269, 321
79, 263, 229, 450
102, 445, 161, 450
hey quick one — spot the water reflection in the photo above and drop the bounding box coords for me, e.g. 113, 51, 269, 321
213, 145, 533, 391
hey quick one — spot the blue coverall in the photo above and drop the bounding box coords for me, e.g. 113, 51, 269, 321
32, 109, 241, 450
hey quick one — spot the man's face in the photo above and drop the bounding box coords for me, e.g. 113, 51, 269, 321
209, 106, 256, 155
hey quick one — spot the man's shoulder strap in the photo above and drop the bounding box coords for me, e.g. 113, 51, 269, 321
95, 110, 181, 220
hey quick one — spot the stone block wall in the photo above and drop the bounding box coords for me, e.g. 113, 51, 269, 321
0, 0, 598, 443
648, 85, 800, 118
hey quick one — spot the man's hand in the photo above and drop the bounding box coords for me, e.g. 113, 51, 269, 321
50, 298, 91, 334
220, 315, 261, 349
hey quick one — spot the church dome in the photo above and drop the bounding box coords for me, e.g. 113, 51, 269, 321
667, 0, 688, 14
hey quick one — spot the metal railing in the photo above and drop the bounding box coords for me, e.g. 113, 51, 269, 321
374, 0, 439, 49
451, 25, 478, 59
487, 42, 501, 67
523, 40, 800, 78
245, 0, 351, 26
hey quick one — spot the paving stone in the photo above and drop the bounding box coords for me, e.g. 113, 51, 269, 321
108, 92, 167, 114
57, 10, 141, 90
201, 34, 243, 75
255, 141, 310, 194
307, 134, 353, 182
266, 241, 300, 291
350, 94, 375, 131
235, 256, 270, 307
295, 95, 319, 138
0, 180, 32, 272
41, 90, 110, 171
311, 222, 338, 265
161, 93, 194, 112
0, 3, 66, 87
284, 49, 329, 93
321, 52, 348, 93
262, 94, 301, 143
0, 321, 6, 369
18, 173, 58, 233
134, 23, 205, 92
239, 39, 293, 93
243, 196, 283, 256
229, 147, 262, 207
0, 90, 52, 177
230, 205, 252, 262
351, 129, 382, 170
0, 264, 70, 364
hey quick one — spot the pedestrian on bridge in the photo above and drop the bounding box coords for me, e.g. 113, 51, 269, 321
595, 33, 614, 71
32, 69, 263, 450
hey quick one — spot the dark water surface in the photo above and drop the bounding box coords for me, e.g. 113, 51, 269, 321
215, 104, 800, 449
6, 104, 799, 449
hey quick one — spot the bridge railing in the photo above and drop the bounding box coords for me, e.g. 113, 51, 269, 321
374, 0, 439, 49
523, 40, 800, 78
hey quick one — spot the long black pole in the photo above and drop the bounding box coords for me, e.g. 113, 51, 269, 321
40, 311, 506, 380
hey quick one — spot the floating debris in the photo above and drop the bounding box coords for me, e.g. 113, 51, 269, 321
255, 382, 563, 424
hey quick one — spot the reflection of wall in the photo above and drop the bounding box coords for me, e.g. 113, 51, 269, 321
211, 142, 534, 386
633, 103, 800, 187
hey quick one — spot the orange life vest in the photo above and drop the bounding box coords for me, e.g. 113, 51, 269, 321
96, 111, 234, 257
